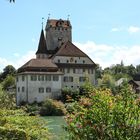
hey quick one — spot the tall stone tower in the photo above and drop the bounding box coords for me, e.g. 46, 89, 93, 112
45, 19, 72, 52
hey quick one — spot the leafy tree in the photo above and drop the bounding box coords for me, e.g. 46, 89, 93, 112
136, 64, 140, 73
2, 75, 15, 90
0, 65, 16, 81
65, 84, 140, 140
95, 64, 102, 80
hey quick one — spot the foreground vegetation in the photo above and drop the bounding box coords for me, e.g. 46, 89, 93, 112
65, 83, 140, 140
0, 86, 49, 140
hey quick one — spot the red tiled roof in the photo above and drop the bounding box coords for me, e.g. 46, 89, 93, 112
36, 29, 48, 54
18, 59, 58, 73
54, 41, 88, 57
21, 59, 57, 68
46, 19, 71, 28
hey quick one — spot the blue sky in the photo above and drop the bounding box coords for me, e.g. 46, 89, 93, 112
0, 0, 140, 71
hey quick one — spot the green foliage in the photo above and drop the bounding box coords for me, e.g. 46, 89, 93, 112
65, 84, 140, 140
1, 75, 15, 90
0, 109, 49, 140
0, 65, 16, 82
0, 85, 16, 109
61, 87, 80, 102
40, 99, 66, 116
0, 88, 49, 139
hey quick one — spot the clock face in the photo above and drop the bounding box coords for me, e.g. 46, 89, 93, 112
70, 57, 74, 62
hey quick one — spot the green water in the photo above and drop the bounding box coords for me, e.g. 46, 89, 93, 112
43, 116, 69, 140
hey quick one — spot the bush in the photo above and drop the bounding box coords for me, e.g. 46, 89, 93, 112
0, 87, 50, 139
40, 99, 66, 116
0, 126, 27, 140
0, 109, 49, 140
65, 84, 140, 140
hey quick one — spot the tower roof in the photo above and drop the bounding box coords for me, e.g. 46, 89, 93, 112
36, 29, 48, 54
46, 19, 71, 29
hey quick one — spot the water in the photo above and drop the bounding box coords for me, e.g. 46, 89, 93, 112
43, 116, 69, 140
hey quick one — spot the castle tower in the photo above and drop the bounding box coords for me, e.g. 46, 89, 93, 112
36, 29, 48, 59
45, 19, 72, 53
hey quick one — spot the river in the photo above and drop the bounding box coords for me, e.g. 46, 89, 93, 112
43, 116, 69, 140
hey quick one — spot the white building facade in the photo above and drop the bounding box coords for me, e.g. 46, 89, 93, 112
16, 19, 96, 105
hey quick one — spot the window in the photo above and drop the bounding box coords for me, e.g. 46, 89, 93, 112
18, 87, 20, 92
53, 75, 59, 81
83, 60, 85, 64
67, 60, 69, 63
75, 60, 77, 63
31, 75, 37, 81
45, 75, 51, 81
88, 69, 90, 74
41, 75, 44, 81
67, 68, 70, 73
16, 77, 18, 82
58, 59, 60, 63
69, 77, 73, 82
22, 87, 25, 92
38, 75, 41, 81
79, 77, 86, 82
83, 69, 85, 73
46, 87, 51, 93
64, 77, 68, 82
73, 68, 75, 73
22, 76, 25, 81
63, 76, 73, 82
39, 87, 44, 93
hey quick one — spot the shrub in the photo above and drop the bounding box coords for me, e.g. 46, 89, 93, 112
40, 99, 66, 116
0, 109, 49, 140
65, 84, 140, 140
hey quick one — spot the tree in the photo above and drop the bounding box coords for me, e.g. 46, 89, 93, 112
2, 75, 15, 90
65, 84, 140, 140
0, 65, 16, 81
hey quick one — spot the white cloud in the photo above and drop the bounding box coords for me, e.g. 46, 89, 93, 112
74, 41, 140, 69
111, 28, 120, 32
0, 51, 35, 72
0, 42, 140, 71
128, 26, 140, 33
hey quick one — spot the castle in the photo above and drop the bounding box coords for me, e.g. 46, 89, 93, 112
16, 19, 96, 105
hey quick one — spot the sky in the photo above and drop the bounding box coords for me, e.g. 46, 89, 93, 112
0, 0, 140, 71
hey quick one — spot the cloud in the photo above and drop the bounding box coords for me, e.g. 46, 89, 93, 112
128, 26, 140, 33
0, 42, 140, 71
74, 41, 140, 69
111, 28, 120, 32
0, 51, 35, 72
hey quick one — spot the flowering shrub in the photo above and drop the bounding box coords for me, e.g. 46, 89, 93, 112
40, 99, 66, 116
65, 84, 140, 140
